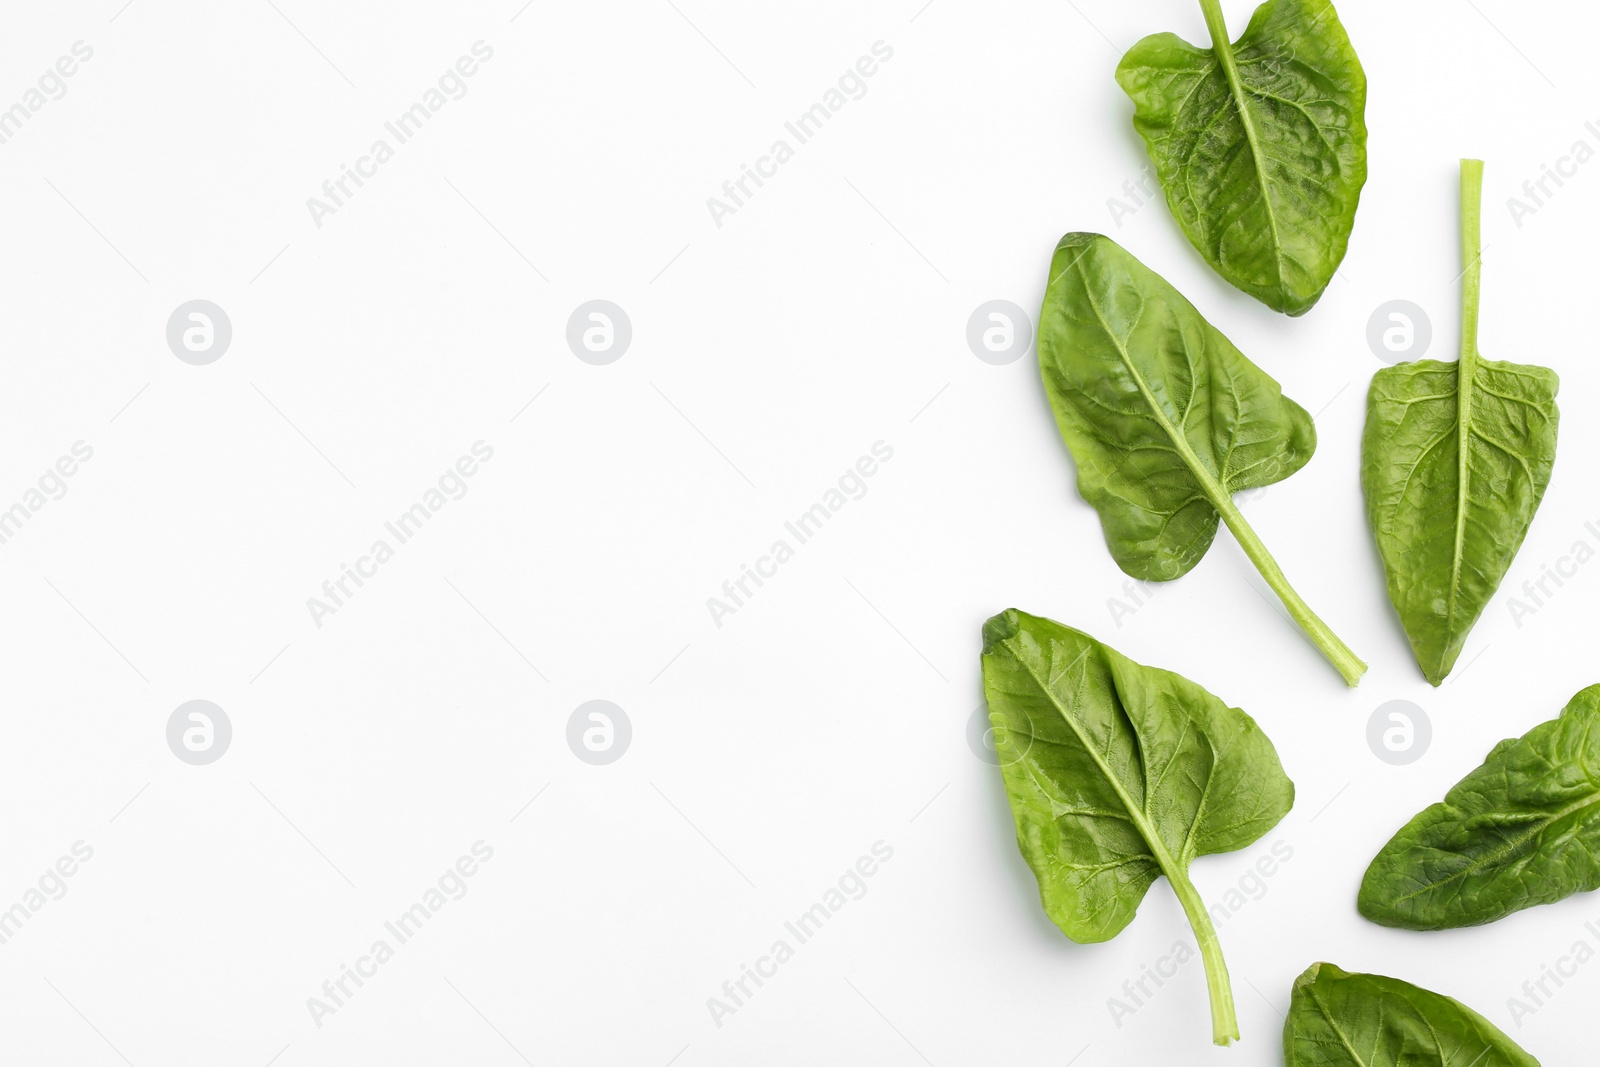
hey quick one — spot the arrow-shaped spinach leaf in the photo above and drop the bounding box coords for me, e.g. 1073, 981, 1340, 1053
1039, 232, 1366, 684
1116, 0, 1367, 316
1285, 962, 1540, 1066
981, 609, 1293, 1045
1362, 160, 1560, 686
1359, 684, 1600, 930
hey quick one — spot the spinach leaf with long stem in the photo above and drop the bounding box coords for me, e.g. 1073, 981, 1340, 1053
1039, 232, 1366, 684
1362, 160, 1559, 685
981, 609, 1294, 1045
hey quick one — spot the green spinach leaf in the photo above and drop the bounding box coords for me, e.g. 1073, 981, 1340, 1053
1285, 962, 1539, 1066
1116, 0, 1367, 316
1039, 232, 1366, 684
1359, 684, 1600, 930
981, 609, 1293, 1045
1362, 160, 1559, 686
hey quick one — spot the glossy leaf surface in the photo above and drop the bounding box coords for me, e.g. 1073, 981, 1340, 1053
1285, 963, 1539, 1067
1039, 232, 1365, 684
1360, 684, 1600, 930
982, 609, 1293, 1043
1362, 160, 1558, 685
1117, 0, 1367, 315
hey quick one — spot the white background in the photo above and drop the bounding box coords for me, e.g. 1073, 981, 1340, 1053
0, 0, 1595, 1063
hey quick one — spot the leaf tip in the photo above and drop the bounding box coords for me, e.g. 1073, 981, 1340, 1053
1294, 961, 1338, 992
1054, 231, 1106, 255
982, 610, 1021, 652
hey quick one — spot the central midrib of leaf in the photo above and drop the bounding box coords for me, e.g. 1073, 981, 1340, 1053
1006, 636, 1193, 881
1438, 368, 1474, 676
1385, 786, 1600, 908
1071, 258, 1232, 516
1306, 984, 1376, 1067
1199, 0, 1287, 288
1444, 160, 1486, 676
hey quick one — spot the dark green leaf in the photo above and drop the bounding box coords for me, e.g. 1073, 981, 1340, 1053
1359, 684, 1600, 930
1362, 160, 1559, 685
1285, 962, 1539, 1067
1039, 232, 1365, 684
1116, 0, 1367, 315
981, 608, 1293, 1044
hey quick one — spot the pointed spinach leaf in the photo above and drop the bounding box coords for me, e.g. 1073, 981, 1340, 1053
1285, 962, 1540, 1066
1039, 232, 1365, 684
1359, 684, 1600, 930
1362, 160, 1559, 685
981, 609, 1293, 1045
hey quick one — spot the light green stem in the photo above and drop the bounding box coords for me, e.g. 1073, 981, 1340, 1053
1459, 159, 1483, 372
1457, 159, 1483, 499
1170, 869, 1238, 1046
1214, 497, 1369, 686
1198, 0, 1237, 73
1118, 372, 1368, 684
1197, 0, 1275, 214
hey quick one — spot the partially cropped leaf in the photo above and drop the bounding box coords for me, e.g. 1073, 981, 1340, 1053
1285, 962, 1539, 1067
1116, 0, 1367, 315
1359, 684, 1600, 930
981, 609, 1293, 1045
1363, 160, 1559, 685
1038, 232, 1365, 684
